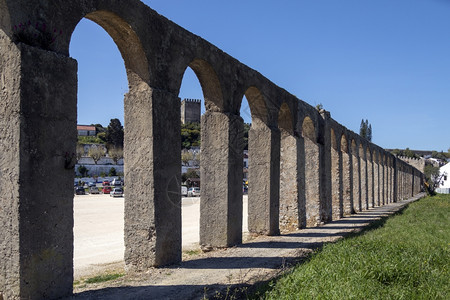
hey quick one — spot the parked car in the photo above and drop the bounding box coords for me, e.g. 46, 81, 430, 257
102, 180, 110, 186
74, 186, 85, 195
112, 179, 122, 187
187, 187, 200, 197
110, 188, 124, 197
88, 182, 97, 187
89, 186, 100, 194
102, 186, 112, 194
181, 186, 188, 197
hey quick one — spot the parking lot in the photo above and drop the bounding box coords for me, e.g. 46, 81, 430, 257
74, 194, 248, 278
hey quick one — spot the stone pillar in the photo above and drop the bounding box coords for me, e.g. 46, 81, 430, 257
352, 148, 361, 212
201, 111, 243, 246
341, 146, 352, 215
124, 88, 182, 269
360, 150, 368, 210
248, 125, 280, 235
367, 155, 374, 208
373, 158, 380, 206
393, 158, 398, 202
331, 143, 341, 220
279, 132, 303, 231
383, 158, 388, 204
305, 137, 321, 226
0, 41, 76, 299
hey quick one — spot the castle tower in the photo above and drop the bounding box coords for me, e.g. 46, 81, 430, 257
181, 98, 201, 124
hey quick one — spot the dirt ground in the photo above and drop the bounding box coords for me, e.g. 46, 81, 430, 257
70, 194, 424, 300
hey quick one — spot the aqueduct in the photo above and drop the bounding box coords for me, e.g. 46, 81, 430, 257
0, 1, 424, 299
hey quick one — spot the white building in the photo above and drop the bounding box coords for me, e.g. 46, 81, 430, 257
436, 163, 450, 193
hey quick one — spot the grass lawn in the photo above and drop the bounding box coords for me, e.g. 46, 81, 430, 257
257, 194, 449, 299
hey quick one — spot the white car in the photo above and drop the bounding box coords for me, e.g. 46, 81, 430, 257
110, 188, 124, 197
187, 187, 200, 197
181, 186, 188, 197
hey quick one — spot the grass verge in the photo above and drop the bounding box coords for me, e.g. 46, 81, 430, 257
74, 272, 124, 287
255, 194, 449, 299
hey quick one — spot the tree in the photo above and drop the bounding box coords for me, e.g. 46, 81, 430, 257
359, 119, 372, 142
88, 146, 104, 164
181, 151, 194, 166
76, 144, 85, 162
424, 164, 441, 193
243, 123, 250, 151
109, 167, 117, 177
108, 146, 123, 164
181, 122, 201, 149
105, 118, 124, 149
77, 165, 89, 177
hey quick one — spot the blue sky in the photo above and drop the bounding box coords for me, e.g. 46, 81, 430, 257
70, 0, 450, 152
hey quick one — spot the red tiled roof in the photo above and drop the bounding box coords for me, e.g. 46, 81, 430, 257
77, 125, 96, 131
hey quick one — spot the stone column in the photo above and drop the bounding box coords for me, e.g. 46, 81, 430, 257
373, 158, 380, 206
352, 147, 361, 212
248, 125, 280, 235
331, 143, 342, 220
200, 111, 244, 246
360, 150, 368, 210
279, 132, 303, 231
367, 154, 374, 208
0, 41, 76, 299
305, 137, 321, 226
341, 146, 352, 215
124, 88, 182, 269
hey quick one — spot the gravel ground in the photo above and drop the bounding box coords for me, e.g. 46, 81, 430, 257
70, 193, 425, 300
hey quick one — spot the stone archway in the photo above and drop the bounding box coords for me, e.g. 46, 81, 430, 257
245, 87, 281, 235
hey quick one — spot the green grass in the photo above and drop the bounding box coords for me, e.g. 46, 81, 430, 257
74, 273, 124, 286
256, 194, 450, 300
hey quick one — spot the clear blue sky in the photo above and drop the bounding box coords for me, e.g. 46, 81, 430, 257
70, 0, 450, 152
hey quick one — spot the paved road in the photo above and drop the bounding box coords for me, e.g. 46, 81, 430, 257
74, 194, 248, 278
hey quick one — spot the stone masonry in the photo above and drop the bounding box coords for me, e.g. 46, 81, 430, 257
0, 1, 424, 299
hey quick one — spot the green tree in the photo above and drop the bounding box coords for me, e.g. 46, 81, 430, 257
181, 122, 201, 149
109, 167, 117, 177
359, 119, 372, 142
77, 165, 89, 177
424, 164, 440, 193
105, 118, 124, 149
243, 123, 251, 150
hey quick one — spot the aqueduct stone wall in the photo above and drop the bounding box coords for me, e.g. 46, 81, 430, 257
0, 1, 424, 298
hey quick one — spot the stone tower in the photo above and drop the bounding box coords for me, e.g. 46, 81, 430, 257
181, 98, 201, 124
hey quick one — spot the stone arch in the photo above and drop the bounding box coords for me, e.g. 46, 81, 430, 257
302, 116, 316, 142
341, 134, 352, 215
302, 116, 321, 226
188, 58, 224, 112
246, 87, 280, 235
278, 102, 294, 134
244, 86, 268, 127
68, 11, 160, 273
70, 11, 150, 85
